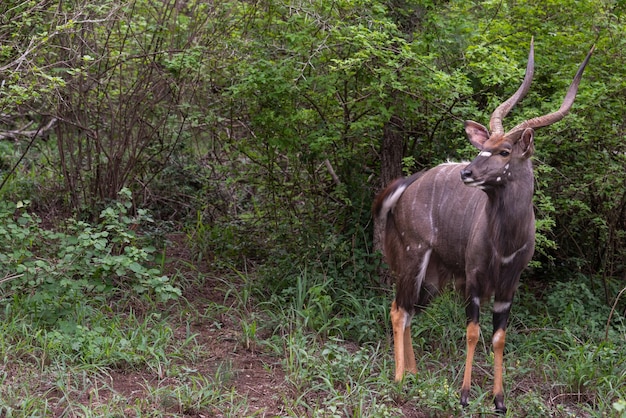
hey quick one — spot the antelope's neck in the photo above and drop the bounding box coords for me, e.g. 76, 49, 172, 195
485, 165, 535, 254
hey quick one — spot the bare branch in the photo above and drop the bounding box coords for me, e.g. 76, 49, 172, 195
0, 118, 57, 141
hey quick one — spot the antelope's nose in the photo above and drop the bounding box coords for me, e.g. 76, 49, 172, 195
460, 168, 472, 180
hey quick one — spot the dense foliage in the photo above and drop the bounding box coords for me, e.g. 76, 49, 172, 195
2, 0, 624, 286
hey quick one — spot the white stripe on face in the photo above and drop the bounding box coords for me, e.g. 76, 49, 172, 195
479, 151, 492, 157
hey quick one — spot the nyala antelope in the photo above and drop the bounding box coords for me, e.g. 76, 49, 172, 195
373, 40, 593, 413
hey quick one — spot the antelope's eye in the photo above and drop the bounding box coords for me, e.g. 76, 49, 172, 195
499, 151, 510, 157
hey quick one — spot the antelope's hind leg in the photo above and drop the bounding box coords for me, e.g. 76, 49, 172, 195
391, 300, 416, 381
390, 249, 437, 382
403, 319, 417, 374
461, 295, 481, 408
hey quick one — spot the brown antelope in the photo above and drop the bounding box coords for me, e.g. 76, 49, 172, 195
373, 40, 593, 413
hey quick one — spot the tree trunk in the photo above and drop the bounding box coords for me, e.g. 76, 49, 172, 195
374, 114, 405, 285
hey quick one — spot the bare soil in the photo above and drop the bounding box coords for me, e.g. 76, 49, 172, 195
160, 233, 291, 416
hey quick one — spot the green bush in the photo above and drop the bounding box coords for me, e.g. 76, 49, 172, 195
0, 188, 180, 329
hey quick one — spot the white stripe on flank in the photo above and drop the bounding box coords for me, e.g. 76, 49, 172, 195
415, 248, 433, 297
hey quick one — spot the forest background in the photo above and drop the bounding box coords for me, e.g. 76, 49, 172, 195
1, 0, 625, 416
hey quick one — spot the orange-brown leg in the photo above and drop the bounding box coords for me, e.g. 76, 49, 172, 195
492, 328, 507, 413
461, 294, 481, 407
391, 301, 415, 381
460, 321, 480, 406
403, 324, 417, 375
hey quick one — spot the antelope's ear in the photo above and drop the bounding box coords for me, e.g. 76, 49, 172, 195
464, 120, 490, 150
519, 128, 535, 158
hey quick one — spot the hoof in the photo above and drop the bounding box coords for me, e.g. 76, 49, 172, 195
460, 389, 470, 408
494, 396, 507, 415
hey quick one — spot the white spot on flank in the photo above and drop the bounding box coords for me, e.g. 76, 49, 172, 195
479, 151, 492, 157
406, 246, 410, 252
493, 301, 512, 313
496, 177, 502, 182
504, 164, 510, 170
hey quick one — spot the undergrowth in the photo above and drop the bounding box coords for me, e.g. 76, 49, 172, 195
263, 269, 626, 417
187, 203, 626, 416
0, 191, 624, 416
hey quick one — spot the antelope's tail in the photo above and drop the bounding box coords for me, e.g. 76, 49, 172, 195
372, 172, 423, 222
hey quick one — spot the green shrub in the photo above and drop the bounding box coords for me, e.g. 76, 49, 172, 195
0, 188, 180, 329
545, 279, 611, 341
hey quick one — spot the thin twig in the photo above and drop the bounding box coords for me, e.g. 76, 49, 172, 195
0, 273, 24, 285
324, 159, 340, 185
0, 118, 57, 141
605, 281, 626, 341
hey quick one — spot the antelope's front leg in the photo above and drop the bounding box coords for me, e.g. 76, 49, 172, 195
461, 296, 480, 407
492, 300, 512, 414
